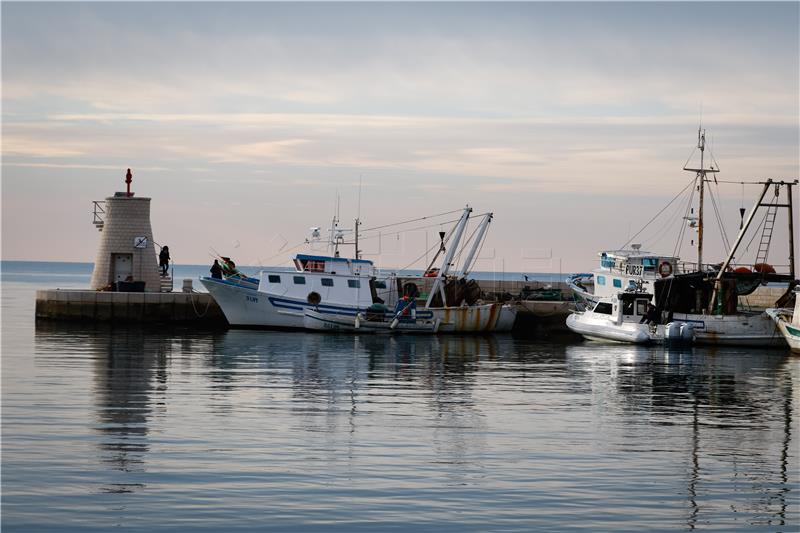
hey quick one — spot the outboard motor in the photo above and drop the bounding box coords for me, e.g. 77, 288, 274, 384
665, 322, 682, 341
680, 323, 695, 343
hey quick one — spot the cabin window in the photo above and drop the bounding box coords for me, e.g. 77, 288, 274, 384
302, 260, 325, 272
643, 257, 657, 272
268, 275, 281, 283
636, 300, 648, 316
594, 302, 612, 314
597, 275, 606, 286
613, 278, 622, 288
622, 300, 634, 315
600, 255, 614, 268
374, 280, 387, 289
348, 279, 361, 289
321, 278, 334, 287
293, 276, 306, 285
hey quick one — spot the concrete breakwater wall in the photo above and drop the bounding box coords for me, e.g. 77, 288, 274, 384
35, 280, 788, 331
35, 289, 227, 326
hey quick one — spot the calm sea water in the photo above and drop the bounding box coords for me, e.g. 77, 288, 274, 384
2, 261, 798, 532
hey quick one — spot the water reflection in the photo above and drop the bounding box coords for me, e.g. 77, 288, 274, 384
27, 322, 798, 531
564, 343, 796, 529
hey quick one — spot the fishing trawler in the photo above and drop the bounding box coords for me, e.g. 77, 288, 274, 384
414, 206, 517, 333
567, 129, 797, 346
201, 214, 401, 328
202, 205, 515, 332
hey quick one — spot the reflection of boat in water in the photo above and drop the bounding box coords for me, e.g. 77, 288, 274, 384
767, 285, 800, 352
567, 130, 797, 347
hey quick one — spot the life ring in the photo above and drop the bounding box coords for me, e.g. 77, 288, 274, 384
658, 261, 673, 277
307, 291, 321, 305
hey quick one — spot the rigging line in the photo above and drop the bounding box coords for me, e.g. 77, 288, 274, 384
638, 186, 691, 245
357, 216, 464, 241
360, 208, 464, 232
645, 200, 685, 248
359, 211, 492, 239
663, 177, 696, 305
713, 180, 770, 185
707, 183, 732, 254
673, 177, 697, 261
256, 240, 308, 266
619, 176, 697, 251
682, 146, 698, 171
375, 233, 454, 281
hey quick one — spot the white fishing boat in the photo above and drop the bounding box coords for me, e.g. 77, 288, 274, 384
566, 291, 664, 344
201, 252, 397, 328
202, 205, 516, 333
567, 129, 797, 347
766, 286, 800, 352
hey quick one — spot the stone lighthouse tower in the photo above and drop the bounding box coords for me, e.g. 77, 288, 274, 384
89, 169, 162, 292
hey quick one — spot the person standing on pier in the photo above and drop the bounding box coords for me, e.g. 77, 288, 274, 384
159, 245, 170, 276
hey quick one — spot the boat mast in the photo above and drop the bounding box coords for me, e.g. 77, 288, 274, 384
354, 218, 361, 260
683, 128, 718, 270
788, 182, 796, 279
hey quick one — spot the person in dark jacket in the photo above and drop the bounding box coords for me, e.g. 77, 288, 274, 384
210, 259, 223, 279
159, 246, 170, 276
640, 304, 660, 325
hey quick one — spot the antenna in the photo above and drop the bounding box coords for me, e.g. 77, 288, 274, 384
357, 176, 362, 220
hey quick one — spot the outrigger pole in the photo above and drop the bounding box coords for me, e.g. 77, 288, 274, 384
426, 206, 472, 308
457, 213, 493, 279
708, 179, 798, 312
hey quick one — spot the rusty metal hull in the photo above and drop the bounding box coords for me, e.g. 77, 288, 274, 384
429, 303, 516, 333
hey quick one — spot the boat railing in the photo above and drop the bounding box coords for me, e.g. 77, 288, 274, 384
677, 261, 792, 275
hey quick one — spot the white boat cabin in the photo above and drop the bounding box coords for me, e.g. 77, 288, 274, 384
292, 253, 375, 276
591, 292, 654, 325
257, 254, 398, 310
593, 247, 678, 299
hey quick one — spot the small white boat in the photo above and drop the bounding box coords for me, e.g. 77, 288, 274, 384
766, 286, 800, 353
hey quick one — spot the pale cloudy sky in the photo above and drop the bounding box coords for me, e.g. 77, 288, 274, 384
2, 2, 798, 273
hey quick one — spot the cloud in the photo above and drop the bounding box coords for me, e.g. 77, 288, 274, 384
2, 137, 86, 158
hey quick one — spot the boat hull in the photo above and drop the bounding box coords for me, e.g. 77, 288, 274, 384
672, 311, 787, 347
566, 312, 655, 344
766, 309, 800, 352
201, 277, 360, 328
430, 303, 516, 333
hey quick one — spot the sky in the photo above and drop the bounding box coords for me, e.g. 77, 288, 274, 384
2, 2, 798, 274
